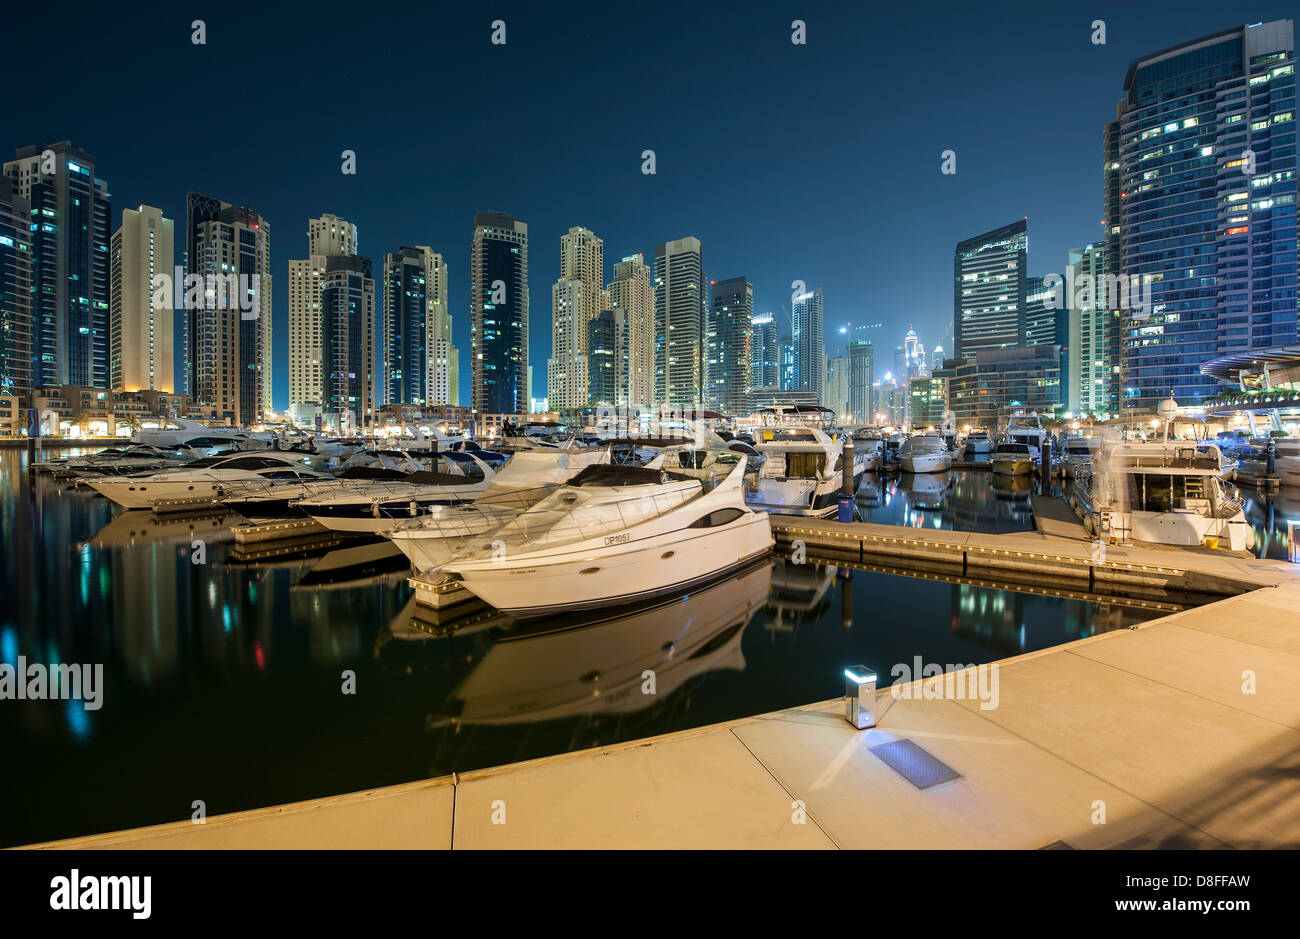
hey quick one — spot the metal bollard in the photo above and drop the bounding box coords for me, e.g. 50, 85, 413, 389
844, 665, 878, 729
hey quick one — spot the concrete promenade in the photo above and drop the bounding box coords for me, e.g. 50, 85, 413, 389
28, 571, 1300, 850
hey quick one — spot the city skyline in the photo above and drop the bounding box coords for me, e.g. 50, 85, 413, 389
8, 2, 1294, 411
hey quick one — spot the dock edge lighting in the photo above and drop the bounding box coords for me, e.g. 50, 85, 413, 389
844, 665, 878, 730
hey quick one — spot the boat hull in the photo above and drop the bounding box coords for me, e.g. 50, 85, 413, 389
900, 454, 951, 474
447, 512, 774, 617
992, 459, 1032, 476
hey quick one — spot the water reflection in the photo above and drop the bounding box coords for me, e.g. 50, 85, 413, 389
1239, 486, 1300, 561
855, 469, 1048, 533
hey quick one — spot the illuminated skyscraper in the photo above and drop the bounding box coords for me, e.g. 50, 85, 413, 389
608, 253, 655, 408
954, 219, 1028, 360
471, 212, 528, 416
704, 276, 753, 415
654, 236, 705, 408
109, 205, 173, 392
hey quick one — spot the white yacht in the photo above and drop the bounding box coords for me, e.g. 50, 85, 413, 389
963, 429, 994, 457
129, 418, 254, 452
42, 445, 193, 478
439, 460, 773, 616
85, 452, 321, 510
387, 449, 609, 572
297, 451, 499, 533
1004, 414, 1048, 450
850, 428, 886, 470
1080, 442, 1252, 551
1059, 437, 1101, 479
991, 441, 1035, 476
898, 433, 952, 474
746, 426, 868, 517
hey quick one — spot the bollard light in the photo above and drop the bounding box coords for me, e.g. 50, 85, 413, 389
844, 665, 878, 729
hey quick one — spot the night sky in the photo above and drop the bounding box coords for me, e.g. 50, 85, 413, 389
5, 1, 1294, 409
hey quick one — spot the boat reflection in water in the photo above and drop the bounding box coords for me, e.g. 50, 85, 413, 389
387, 560, 771, 728
1240, 486, 1300, 561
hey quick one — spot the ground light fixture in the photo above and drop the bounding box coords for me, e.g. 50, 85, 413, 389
844, 665, 878, 729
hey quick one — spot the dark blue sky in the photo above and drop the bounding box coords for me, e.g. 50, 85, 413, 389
5, 1, 1294, 409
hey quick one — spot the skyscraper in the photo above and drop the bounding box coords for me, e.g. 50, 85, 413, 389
1111, 19, 1297, 411
548, 226, 607, 412
607, 253, 655, 408
654, 236, 704, 408
1068, 243, 1116, 415
954, 219, 1028, 360
3, 142, 112, 389
750, 312, 780, 389
109, 205, 173, 392
383, 245, 454, 407
185, 191, 271, 425
587, 308, 617, 407
792, 286, 825, 400
290, 214, 358, 413
320, 254, 376, 432
704, 276, 753, 415
847, 333, 874, 423
825, 355, 848, 418
471, 212, 528, 416
0, 176, 32, 397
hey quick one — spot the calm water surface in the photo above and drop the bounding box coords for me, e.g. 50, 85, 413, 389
4, 450, 1282, 846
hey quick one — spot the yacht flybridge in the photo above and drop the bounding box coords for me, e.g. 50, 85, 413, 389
1079, 442, 1252, 551
746, 425, 867, 517
1004, 414, 1047, 449
439, 460, 773, 616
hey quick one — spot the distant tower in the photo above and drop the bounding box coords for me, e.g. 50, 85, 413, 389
654, 236, 705, 408
607, 253, 655, 408
705, 276, 753, 415
110, 205, 174, 392
471, 212, 528, 416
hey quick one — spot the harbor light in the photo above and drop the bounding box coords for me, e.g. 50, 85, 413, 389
844, 665, 878, 729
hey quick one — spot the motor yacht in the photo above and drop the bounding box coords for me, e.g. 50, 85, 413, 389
42, 445, 195, 478
84, 452, 322, 510
297, 451, 500, 533
1003, 415, 1048, 450
746, 425, 868, 517
387, 449, 609, 572
963, 429, 994, 457
1079, 442, 1252, 551
1059, 436, 1100, 479
849, 428, 886, 470
898, 433, 952, 474
439, 460, 773, 616
991, 442, 1035, 476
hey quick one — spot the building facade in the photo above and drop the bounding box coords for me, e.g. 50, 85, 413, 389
704, 276, 753, 415
320, 254, 376, 433
185, 191, 271, 425
607, 253, 655, 409
0, 176, 32, 396
109, 205, 173, 392
471, 212, 528, 416
791, 286, 825, 400
383, 245, 455, 408
954, 219, 1028, 360
3, 142, 112, 389
654, 236, 705, 408
847, 335, 874, 423
1112, 20, 1298, 412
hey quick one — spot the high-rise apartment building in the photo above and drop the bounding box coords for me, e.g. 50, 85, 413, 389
1067, 243, 1117, 415
109, 205, 173, 392
847, 334, 874, 423
471, 212, 528, 416
548, 227, 607, 412
825, 355, 848, 418
704, 276, 753, 415
320, 254, 376, 432
954, 219, 1028, 360
750, 312, 780, 389
607, 253, 655, 408
654, 236, 704, 408
4, 142, 112, 389
792, 286, 825, 400
185, 191, 271, 425
383, 245, 455, 408
1110, 20, 1297, 411
289, 214, 358, 413
0, 176, 32, 396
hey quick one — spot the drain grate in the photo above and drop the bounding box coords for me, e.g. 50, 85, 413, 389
868, 739, 961, 789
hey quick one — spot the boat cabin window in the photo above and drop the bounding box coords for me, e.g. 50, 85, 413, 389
688, 507, 745, 528
996, 444, 1031, 455
785, 452, 826, 478
1129, 473, 1207, 512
